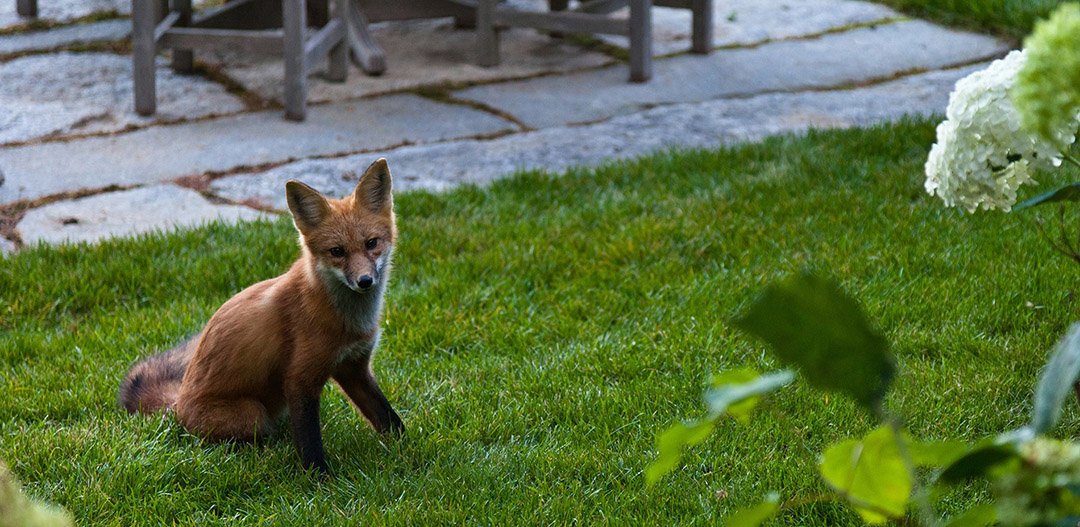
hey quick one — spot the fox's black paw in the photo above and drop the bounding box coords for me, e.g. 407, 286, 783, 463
387, 409, 404, 436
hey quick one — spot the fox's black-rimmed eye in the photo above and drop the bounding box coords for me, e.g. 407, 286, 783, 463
329, 247, 346, 258
365, 238, 378, 250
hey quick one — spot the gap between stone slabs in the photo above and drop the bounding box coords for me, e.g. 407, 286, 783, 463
0, 52, 247, 146
0, 18, 129, 56
453, 19, 1010, 129
0, 94, 517, 204
15, 184, 271, 246
210, 63, 983, 211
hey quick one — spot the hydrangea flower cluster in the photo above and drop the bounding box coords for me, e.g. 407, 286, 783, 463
1014, 3, 1080, 151
924, 51, 1074, 213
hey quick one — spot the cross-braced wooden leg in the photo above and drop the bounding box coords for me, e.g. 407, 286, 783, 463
344, 0, 386, 75
172, 0, 194, 73
16, 0, 36, 17
477, 0, 500, 67
133, 0, 159, 116
628, 0, 653, 82
326, 0, 348, 81
283, 0, 307, 121
690, 0, 712, 54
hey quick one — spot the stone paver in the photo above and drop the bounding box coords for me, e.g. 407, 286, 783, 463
0, 0, 212, 30
0, 0, 126, 30
209, 19, 614, 104
0, 19, 130, 55
16, 184, 270, 245
0, 94, 515, 203
513, 0, 900, 56
0, 52, 246, 145
0, 236, 13, 255
606, 0, 900, 55
454, 19, 1008, 128
211, 64, 980, 210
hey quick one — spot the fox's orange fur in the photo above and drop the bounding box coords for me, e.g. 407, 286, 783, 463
119, 159, 402, 472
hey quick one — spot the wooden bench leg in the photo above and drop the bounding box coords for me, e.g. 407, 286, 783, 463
690, 0, 712, 54
476, 0, 499, 68
172, 0, 195, 73
326, 0, 348, 82
283, 0, 307, 121
628, 0, 652, 82
16, 0, 37, 17
133, 0, 158, 116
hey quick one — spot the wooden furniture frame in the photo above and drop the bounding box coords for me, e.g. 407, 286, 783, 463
476, 0, 713, 82
132, 0, 478, 121
132, 0, 348, 121
344, 0, 477, 75
16, 0, 37, 17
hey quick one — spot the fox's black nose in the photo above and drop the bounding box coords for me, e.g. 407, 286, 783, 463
357, 275, 374, 289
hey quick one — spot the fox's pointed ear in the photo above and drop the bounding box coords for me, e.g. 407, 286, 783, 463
285, 180, 331, 234
354, 158, 392, 215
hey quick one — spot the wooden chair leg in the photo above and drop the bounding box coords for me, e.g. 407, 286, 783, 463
16, 0, 37, 17
326, 0, 348, 82
133, 0, 158, 116
153, 0, 169, 24
172, 0, 194, 73
628, 0, 652, 82
345, 0, 386, 75
547, 0, 569, 38
476, 0, 499, 68
283, 0, 307, 121
690, 0, 712, 54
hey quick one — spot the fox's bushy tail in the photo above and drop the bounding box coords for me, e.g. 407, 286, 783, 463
118, 335, 199, 414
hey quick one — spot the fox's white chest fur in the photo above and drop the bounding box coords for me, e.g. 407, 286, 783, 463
316, 250, 391, 336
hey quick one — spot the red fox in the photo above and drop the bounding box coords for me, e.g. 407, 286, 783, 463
119, 158, 402, 473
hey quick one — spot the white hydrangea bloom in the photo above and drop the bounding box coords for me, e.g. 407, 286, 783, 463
924, 50, 1075, 213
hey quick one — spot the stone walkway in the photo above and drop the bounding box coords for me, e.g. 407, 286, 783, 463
0, 0, 1011, 253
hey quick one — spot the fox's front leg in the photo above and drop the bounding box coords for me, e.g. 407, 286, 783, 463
286, 388, 328, 473
285, 351, 334, 473
334, 357, 403, 435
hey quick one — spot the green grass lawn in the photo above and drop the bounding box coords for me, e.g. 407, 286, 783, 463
3, 118, 1080, 525
876, 0, 1067, 40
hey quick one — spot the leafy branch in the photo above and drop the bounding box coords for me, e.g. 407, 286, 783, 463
647, 272, 1080, 526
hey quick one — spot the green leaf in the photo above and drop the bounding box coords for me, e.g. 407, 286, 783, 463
705, 369, 795, 423
1013, 183, 1080, 210
710, 368, 762, 422
645, 420, 715, 486
938, 441, 1020, 484
944, 503, 996, 527
646, 369, 794, 486
908, 439, 969, 467
725, 492, 781, 527
819, 426, 912, 524
1031, 323, 1080, 434
732, 272, 894, 411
